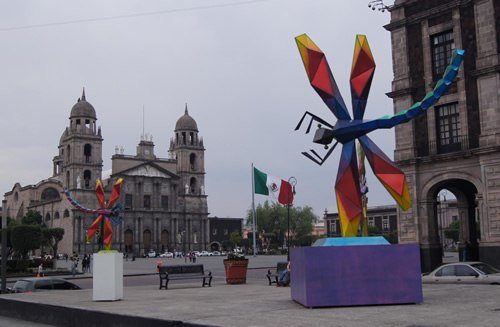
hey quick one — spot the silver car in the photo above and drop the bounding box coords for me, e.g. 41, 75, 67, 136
422, 262, 500, 284
10, 277, 81, 293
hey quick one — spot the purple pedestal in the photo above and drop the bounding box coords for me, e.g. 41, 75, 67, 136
290, 244, 423, 308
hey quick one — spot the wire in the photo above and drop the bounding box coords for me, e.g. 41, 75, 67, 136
0, 0, 267, 32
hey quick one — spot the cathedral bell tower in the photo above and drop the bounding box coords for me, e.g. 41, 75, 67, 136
53, 89, 103, 192
170, 105, 206, 197
170, 105, 208, 251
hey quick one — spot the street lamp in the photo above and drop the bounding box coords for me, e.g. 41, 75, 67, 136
287, 176, 297, 262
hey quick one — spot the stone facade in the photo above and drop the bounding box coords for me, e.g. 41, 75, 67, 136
385, 0, 500, 271
3, 92, 209, 257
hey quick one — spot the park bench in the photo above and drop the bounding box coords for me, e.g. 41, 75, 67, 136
266, 261, 288, 286
158, 264, 212, 290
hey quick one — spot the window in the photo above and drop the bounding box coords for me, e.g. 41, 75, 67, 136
382, 217, 390, 231
368, 217, 375, 227
224, 229, 228, 236
83, 170, 91, 189
436, 103, 461, 153
329, 221, 337, 234
161, 196, 168, 210
63, 209, 70, 218
143, 195, 151, 209
125, 194, 133, 209
54, 212, 60, 219
190, 177, 197, 194
190, 153, 196, 171
456, 265, 477, 277
436, 266, 454, 277
84, 144, 92, 163
431, 30, 454, 80
212, 228, 217, 236
45, 213, 51, 221
41, 188, 60, 201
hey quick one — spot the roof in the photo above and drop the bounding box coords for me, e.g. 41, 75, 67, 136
175, 105, 198, 131
70, 89, 96, 119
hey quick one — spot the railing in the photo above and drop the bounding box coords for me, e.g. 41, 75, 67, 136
423, 134, 477, 156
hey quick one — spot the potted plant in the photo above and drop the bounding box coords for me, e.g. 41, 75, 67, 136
223, 252, 249, 284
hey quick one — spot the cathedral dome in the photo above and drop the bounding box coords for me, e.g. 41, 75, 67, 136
70, 89, 96, 119
175, 106, 198, 131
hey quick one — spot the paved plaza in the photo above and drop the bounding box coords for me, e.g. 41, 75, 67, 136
1, 254, 499, 326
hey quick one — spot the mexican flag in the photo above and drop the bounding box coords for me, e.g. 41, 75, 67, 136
253, 167, 294, 205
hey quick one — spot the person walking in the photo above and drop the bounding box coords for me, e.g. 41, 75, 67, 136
37, 263, 44, 277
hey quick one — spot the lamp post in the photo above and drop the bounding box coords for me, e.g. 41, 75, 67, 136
287, 177, 297, 262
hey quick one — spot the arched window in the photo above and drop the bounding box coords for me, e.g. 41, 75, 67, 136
45, 213, 51, 221
190, 153, 196, 171
84, 144, 92, 163
66, 171, 70, 188
54, 212, 60, 219
66, 145, 71, 162
83, 170, 91, 189
124, 229, 133, 253
143, 230, 152, 252
14, 192, 18, 202
41, 187, 60, 201
190, 177, 197, 194
63, 209, 70, 218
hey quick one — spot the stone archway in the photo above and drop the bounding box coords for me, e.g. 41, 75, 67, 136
143, 230, 152, 253
161, 230, 170, 252
209, 242, 221, 252
124, 229, 133, 254
420, 178, 479, 271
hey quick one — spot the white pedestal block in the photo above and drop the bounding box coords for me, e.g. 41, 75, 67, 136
92, 251, 123, 301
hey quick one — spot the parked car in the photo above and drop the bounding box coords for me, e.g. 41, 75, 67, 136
143, 250, 156, 258
422, 262, 500, 284
9, 277, 81, 293
159, 252, 173, 258
212, 251, 221, 256
199, 251, 211, 257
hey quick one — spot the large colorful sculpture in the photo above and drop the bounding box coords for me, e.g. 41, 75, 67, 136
65, 178, 124, 250
295, 33, 464, 236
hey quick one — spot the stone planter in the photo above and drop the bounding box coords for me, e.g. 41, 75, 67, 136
223, 259, 249, 284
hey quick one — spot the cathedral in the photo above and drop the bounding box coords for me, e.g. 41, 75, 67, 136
2, 90, 209, 256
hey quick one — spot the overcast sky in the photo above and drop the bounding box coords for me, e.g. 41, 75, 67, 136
1, 0, 397, 220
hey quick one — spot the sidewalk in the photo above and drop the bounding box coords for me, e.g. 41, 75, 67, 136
2, 254, 498, 327
1, 276, 499, 327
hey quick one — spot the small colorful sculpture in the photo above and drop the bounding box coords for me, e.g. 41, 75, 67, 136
65, 178, 124, 250
295, 33, 464, 236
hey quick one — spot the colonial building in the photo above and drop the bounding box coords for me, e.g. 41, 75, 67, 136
385, 0, 500, 270
2, 90, 209, 256
208, 217, 243, 252
325, 201, 458, 247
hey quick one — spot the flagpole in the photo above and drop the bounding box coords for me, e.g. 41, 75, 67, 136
251, 163, 257, 257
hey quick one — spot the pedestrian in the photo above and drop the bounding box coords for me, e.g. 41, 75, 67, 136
71, 260, 77, 277
277, 261, 291, 287
37, 263, 44, 277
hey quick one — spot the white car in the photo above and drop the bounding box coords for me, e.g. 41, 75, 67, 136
422, 261, 500, 284
147, 250, 156, 258
212, 251, 221, 256
159, 252, 173, 258
198, 251, 210, 257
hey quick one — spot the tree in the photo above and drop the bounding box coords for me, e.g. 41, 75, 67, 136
11, 225, 42, 259
229, 231, 242, 250
21, 210, 43, 226
42, 228, 65, 257
246, 201, 318, 248
444, 220, 459, 242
